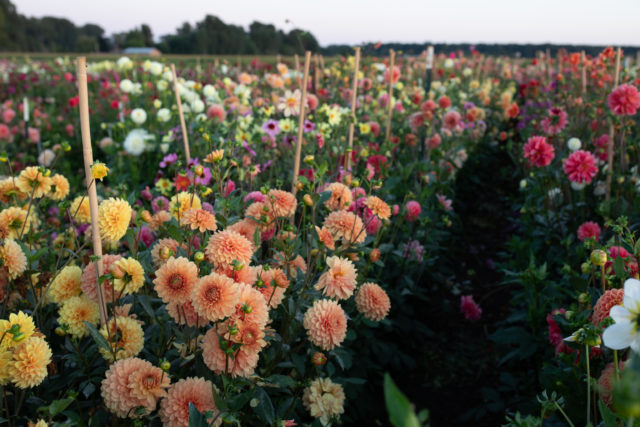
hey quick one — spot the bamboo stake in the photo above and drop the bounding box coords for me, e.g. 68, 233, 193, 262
319, 55, 325, 72
384, 49, 396, 143
425, 46, 434, 92
314, 54, 320, 91
76, 57, 107, 327
291, 51, 312, 195
581, 51, 587, 95
605, 47, 622, 203
294, 54, 301, 88
171, 64, 191, 163
346, 47, 361, 171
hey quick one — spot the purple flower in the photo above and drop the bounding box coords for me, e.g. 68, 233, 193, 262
141, 186, 152, 201
244, 191, 266, 204
303, 119, 315, 133
202, 202, 215, 214
159, 153, 178, 168
262, 119, 280, 138
243, 140, 256, 157
402, 240, 424, 262
152, 196, 170, 213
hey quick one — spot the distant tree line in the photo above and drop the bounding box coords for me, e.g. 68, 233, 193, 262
0, 0, 637, 58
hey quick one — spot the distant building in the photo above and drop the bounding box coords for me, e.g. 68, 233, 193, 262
123, 47, 162, 57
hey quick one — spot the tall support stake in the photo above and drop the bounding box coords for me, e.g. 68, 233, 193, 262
385, 49, 396, 143
291, 51, 312, 195
605, 47, 622, 203
581, 51, 587, 95
346, 47, 361, 171
171, 64, 191, 163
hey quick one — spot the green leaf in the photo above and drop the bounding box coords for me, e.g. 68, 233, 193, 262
49, 396, 75, 416
84, 322, 111, 353
252, 388, 275, 425
614, 256, 625, 279
188, 402, 208, 427
598, 399, 619, 427
265, 374, 296, 388
211, 385, 229, 411
384, 373, 421, 427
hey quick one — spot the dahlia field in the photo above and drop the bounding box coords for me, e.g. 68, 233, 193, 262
0, 47, 638, 426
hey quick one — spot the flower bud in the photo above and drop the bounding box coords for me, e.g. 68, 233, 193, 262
578, 292, 590, 304
590, 249, 607, 267
303, 155, 314, 164
194, 251, 205, 263
296, 181, 304, 191
303, 194, 313, 207
242, 303, 253, 314
370, 248, 381, 262
194, 165, 204, 176
581, 262, 591, 274
159, 246, 172, 260
140, 210, 152, 223
55, 327, 66, 336
160, 360, 171, 372
312, 352, 327, 366
311, 248, 319, 257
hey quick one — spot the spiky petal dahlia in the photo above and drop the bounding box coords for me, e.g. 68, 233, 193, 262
98, 198, 132, 241
159, 377, 219, 427
192, 272, 240, 322
9, 336, 52, 388
303, 299, 347, 350
314, 256, 357, 300
302, 377, 345, 424
102, 357, 170, 418
205, 230, 253, 270
355, 282, 391, 321
153, 257, 198, 304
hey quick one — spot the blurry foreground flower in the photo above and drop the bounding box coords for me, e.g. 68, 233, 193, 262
603, 278, 640, 352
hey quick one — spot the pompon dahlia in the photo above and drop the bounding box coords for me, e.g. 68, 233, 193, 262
523, 136, 555, 167
266, 189, 297, 218
111, 257, 145, 295
365, 196, 391, 220
151, 238, 181, 265
48, 265, 82, 304
0, 311, 35, 351
16, 166, 52, 198
0, 207, 36, 239
232, 282, 269, 328
592, 288, 624, 326
0, 178, 27, 204
303, 299, 347, 350
159, 377, 219, 427
182, 208, 217, 232
148, 210, 171, 232
0, 238, 26, 279
221, 319, 266, 354
49, 174, 70, 201
191, 272, 240, 322
324, 182, 352, 211
217, 264, 257, 286
9, 336, 52, 388
314, 256, 357, 300
255, 266, 289, 308
205, 230, 253, 269
58, 295, 99, 339
245, 202, 275, 232
99, 315, 144, 362
355, 282, 391, 321
153, 257, 198, 304
577, 221, 601, 242
98, 198, 132, 241
227, 219, 259, 252
302, 377, 345, 423
69, 195, 91, 224
166, 300, 208, 328
170, 192, 202, 221
323, 210, 366, 245
201, 327, 260, 378
81, 254, 122, 302
563, 150, 598, 184
102, 357, 170, 418
608, 84, 640, 116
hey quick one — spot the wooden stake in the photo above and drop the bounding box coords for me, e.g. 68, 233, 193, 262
605, 47, 622, 203
581, 51, 587, 95
171, 64, 191, 163
314, 54, 320, 91
384, 49, 396, 143
291, 51, 312, 195
294, 54, 301, 88
319, 55, 325, 72
76, 57, 107, 327
346, 47, 361, 171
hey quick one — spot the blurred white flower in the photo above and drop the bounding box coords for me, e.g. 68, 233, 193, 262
119, 79, 133, 93
603, 278, 640, 352
157, 108, 171, 122
567, 137, 581, 151
123, 129, 153, 156
191, 99, 205, 114
131, 108, 147, 125
150, 62, 163, 76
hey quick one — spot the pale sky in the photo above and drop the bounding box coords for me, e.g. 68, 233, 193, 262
13, 0, 640, 46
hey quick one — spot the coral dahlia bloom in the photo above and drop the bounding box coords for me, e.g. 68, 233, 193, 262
49, 174, 69, 200
205, 230, 253, 269
365, 196, 391, 220
153, 257, 198, 304
460, 295, 482, 321
151, 238, 181, 265
99, 316, 144, 362
48, 265, 82, 304
303, 377, 345, 424
170, 192, 202, 221
81, 254, 122, 302
255, 266, 289, 308
598, 362, 624, 407
577, 221, 601, 242
166, 301, 208, 328
314, 256, 358, 300
315, 226, 335, 250
541, 107, 568, 135
227, 220, 259, 251
160, 377, 219, 427
182, 208, 217, 232
266, 189, 297, 218
16, 166, 52, 198
563, 150, 598, 184
0, 239, 26, 280
98, 198, 132, 241
608, 84, 640, 116
323, 210, 366, 245
523, 136, 555, 167
245, 202, 275, 232
102, 357, 170, 418
58, 295, 100, 339
231, 283, 269, 328
324, 182, 353, 211
443, 111, 461, 130
303, 299, 347, 350
355, 282, 391, 321
191, 272, 240, 322
592, 288, 624, 326
405, 200, 421, 222
9, 336, 51, 389
201, 327, 259, 378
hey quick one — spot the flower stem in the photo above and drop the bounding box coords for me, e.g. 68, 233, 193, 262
585, 343, 591, 427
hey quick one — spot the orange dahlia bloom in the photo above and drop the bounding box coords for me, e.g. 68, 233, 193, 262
365, 196, 391, 220
266, 189, 297, 218
201, 327, 260, 378
16, 166, 52, 198
227, 219, 259, 251
355, 282, 391, 321
69, 196, 91, 224
112, 257, 145, 295
323, 210, 366, 245
153, 257, 198, 304
99, 315, 144, 362
1, 238, 26, 279
245, 202, 275, 232
315, 226, 335, 250
222, 319, 266, 354
303, 299, 347, 350
48, 265, 82, 304
255, 266, 289, 308
148, 210, 171, 232
151, 238, 181, 266
9, 336, 52, 388
166, 300, 208, 328
205, 230, 253, 270
182, 208, 217, 232
170, 192, 202, 221
49, 174, 69, 200
216, 264, 257, 286
0, 178, 27, 203
58, 295, 100, 339
314, 256, 357, 300
98, 198, 132, 241
231, 282, 269, 328
81, 254, 122, 302
0, 207, 36, 239
324, 182, 352, 211
160, 377, 219, 427
191, 272, 240, 322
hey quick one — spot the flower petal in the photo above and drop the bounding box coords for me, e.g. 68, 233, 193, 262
603, 322, 635, 350
624, 278, 640, 302
610, 305, 634, 323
